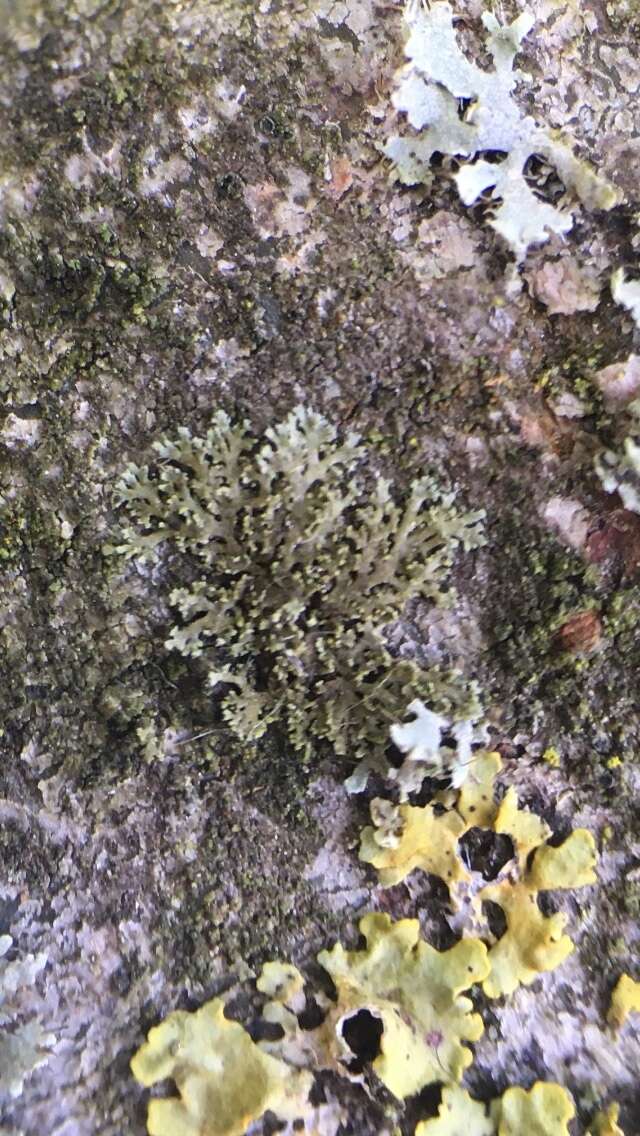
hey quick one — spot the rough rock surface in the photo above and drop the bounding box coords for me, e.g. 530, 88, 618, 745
0, 1, 639, 1134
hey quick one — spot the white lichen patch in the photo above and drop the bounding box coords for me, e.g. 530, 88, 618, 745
211, 79, 247, 120
385, 1, 621, 261
542, 497, 591, 553
138, 149, 192, 203
244, 168, 315, 241
65, 138, 123, 190
2, 415, 41, 448
526, 256, 601, 315
417, 211, 478, 272
595, 355, 640, 408
254, 0, 391, 96
0, 172, 40, 226
399, 209, 484, 288
600, 45, 640, 95
596, 428, 640, 514
611, 269, 640, 330
388, 697, 486, 795
177, 99, 220, 143
194, 225, 224, 260
276, 230, 326, 276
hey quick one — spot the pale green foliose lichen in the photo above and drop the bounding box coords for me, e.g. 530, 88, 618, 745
385, 1, 620, 260
111, 405, 484, 765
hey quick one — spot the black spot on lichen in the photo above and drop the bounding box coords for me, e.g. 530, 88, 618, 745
341, 1009, 384, 1071
459, 828, 515, 880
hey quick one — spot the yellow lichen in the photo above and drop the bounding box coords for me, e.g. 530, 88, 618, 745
130, 997, 312, 1136
317, 913, 489, 1099
589, 1103, 625, 1136
480, 880, 576, 999
481, 826, 597, 999
256, 960, 305, 1003
359, 751, 501, 888
256, 917, 490, 1103
529, 829, 598, 891
257, 959, 323, 1076
608, 973, 640, 1029
359, 799, 468, 887
131, 900, 591, 1135
498, 1082, 575, 1135
455, 751, 503, 827
415, 1085, 494, 1135
492, 787, 551, 871
360, 738, 597, 998
416, 1082, 575, 1136
130, 729, 599, 1135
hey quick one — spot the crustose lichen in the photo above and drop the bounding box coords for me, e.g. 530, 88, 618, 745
111, 406, 484, 766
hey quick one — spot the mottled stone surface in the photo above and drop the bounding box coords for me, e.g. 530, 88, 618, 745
0, 1, 639, 1134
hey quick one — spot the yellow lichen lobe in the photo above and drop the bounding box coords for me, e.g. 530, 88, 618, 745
361, 741, 597, 998
359, 750, 502, 889
256, 960, 304, 1003
455, 750, 502, 826
498, 1082, 575, 1136
529, 829, 598, 891
481, 826, 596, 999
130, 997, 312, 1136
415, 1085, 494, 1135
359, 799, 468, 887
480, 880, 575, 999
416, 1081, 575, 1136
608, 973, 640, 1029
589, 1103, 625, 1136
492, 787, 551, 870
318, 912, 489, 1099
